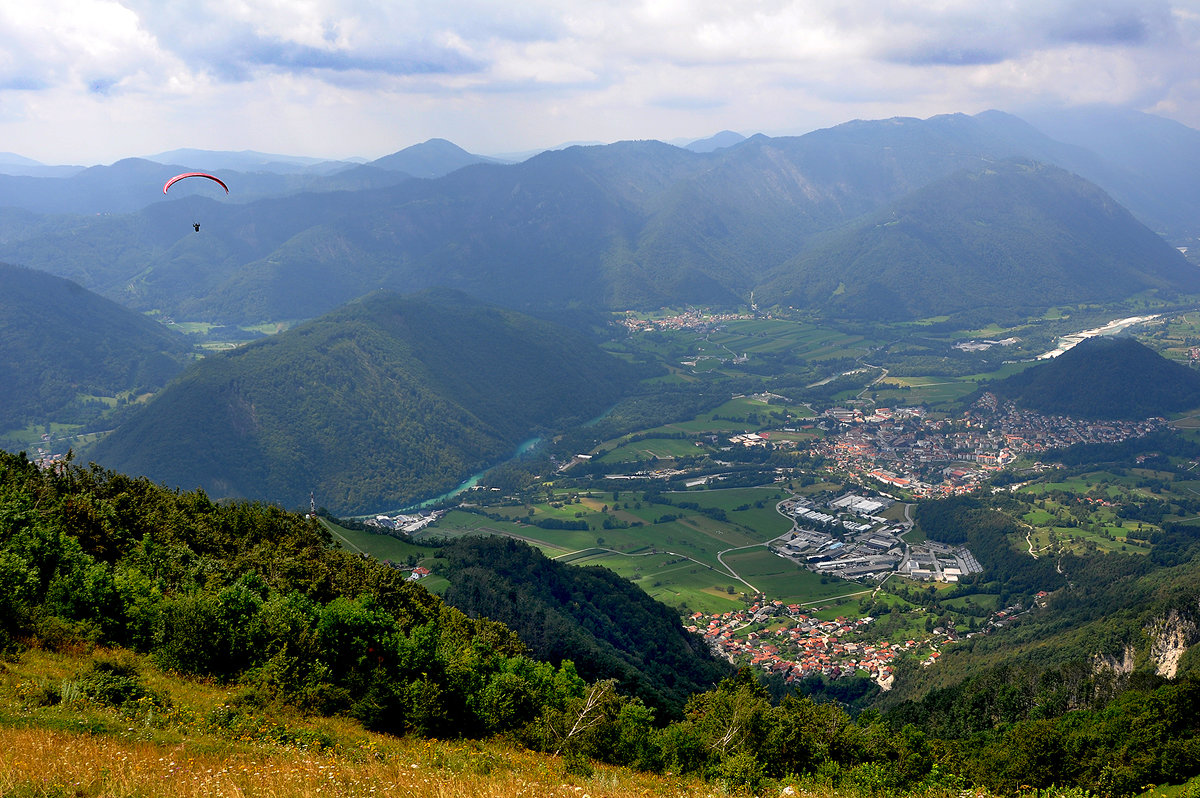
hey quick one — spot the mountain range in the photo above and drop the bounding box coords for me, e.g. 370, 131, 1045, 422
0, 108, 1197, 327
10, 107, 1200, 797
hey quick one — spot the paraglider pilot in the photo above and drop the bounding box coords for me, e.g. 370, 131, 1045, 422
193, 222, 200, 232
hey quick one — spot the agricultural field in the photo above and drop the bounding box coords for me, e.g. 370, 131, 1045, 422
705, 319, 876, 362
720, 547, 871, 606
321, 518, 430, 562
600, 436, 711, 463
1141, 311, 1200, 365
627, 394, 816, 440
414, 486, 870, 612
1009, 470, 1187, 554
868, 376, 976, 406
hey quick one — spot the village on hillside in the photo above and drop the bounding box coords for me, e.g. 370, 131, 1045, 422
688, 597, 1034, 690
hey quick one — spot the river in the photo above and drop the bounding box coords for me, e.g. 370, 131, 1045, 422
397, 436, 542, 512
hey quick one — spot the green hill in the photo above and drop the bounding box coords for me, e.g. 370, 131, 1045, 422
768, 160, 1198, 322
987, 335, 1200, 419
0, 262, 193, 434
87, 290, 640, 513
434, 535, 732, 718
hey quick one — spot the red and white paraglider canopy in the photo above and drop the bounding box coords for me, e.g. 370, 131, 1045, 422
162, 172, 229, 194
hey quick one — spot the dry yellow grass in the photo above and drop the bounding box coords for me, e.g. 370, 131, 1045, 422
0, 726, 718, 798
0, 647, 732, 797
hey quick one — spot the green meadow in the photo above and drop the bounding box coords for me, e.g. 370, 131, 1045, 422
395, 486, 868, 611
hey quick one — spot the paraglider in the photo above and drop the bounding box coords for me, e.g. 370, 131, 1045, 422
162, 172, 229, 195
163, 172, 228, 232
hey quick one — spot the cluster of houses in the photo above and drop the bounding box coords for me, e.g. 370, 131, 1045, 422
814, 395, 1164, 497
685, 595, 1039, 687
617, 308, 754, 334
687, 602, 918, 689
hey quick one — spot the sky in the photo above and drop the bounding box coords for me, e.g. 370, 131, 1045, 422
2, 0, 1199, 165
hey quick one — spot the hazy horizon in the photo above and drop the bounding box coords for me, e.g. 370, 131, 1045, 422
2, 1, 1197, 165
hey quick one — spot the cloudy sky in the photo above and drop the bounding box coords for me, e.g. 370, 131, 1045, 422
3, 0, 1199, 164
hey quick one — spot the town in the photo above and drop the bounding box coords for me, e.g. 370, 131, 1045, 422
810, 392, 1164, 498
687, 596, 1032, 690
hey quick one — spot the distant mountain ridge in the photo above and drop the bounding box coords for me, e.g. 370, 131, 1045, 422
766, 159, 1195, 321
86, 290, 640, 513
684, 130, 746, 152
145, 148, 360, 175
366, 138, 502, 178
1017, 105, 1200, 238
1, 109, 1198, 325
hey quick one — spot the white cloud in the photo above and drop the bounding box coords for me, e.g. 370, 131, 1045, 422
0, 0, 1197, 163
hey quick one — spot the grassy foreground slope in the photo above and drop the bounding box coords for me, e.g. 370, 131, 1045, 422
0, 648, 712, 798
10, 446, 1200, 796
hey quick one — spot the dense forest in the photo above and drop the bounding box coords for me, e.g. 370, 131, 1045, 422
766, 159, 1194, 321
434, 535, 732, 717
0, 262, 193, 434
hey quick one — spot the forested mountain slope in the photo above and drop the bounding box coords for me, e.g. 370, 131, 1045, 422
434, 535, 733, 718
8, 446, 1200, 796
0, 262, 193, 433
87, 290, 640, 513
986, 335, 1200, 419
766, 160, 1198, 322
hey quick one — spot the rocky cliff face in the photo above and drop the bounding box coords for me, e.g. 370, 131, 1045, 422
1091, 644, 1137, 677
1147, 609, 1200, 678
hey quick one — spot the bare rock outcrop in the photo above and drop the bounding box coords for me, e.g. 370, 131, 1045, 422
1147, 609, 1199, 679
